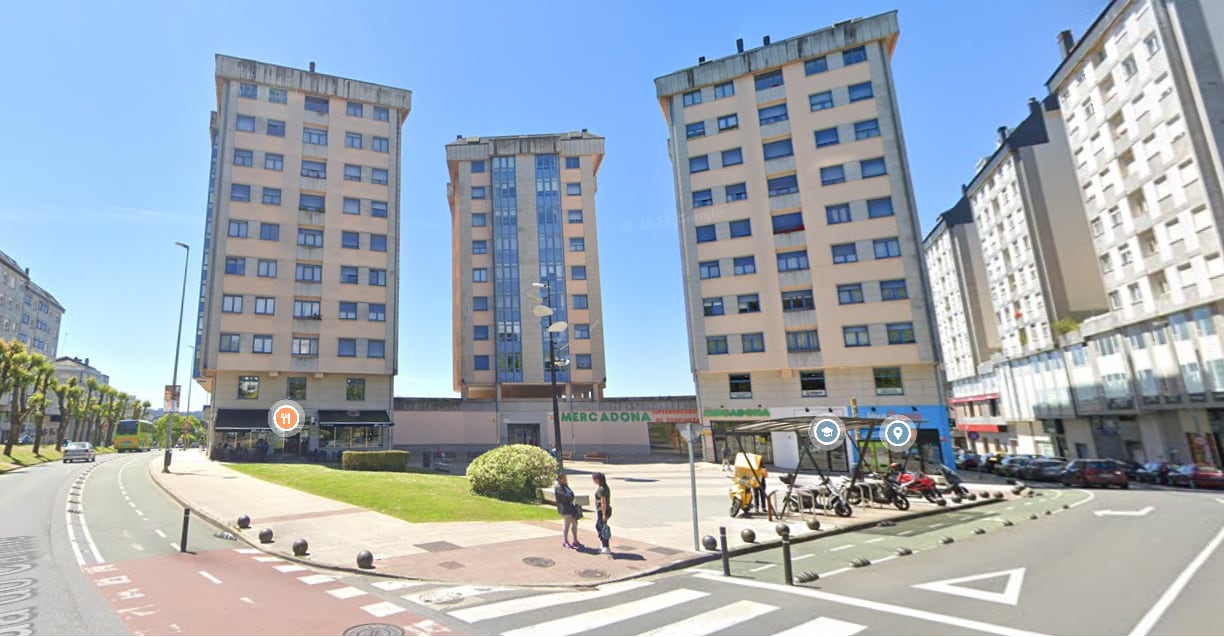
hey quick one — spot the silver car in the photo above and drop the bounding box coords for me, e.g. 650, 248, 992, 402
62, 442, 96, 463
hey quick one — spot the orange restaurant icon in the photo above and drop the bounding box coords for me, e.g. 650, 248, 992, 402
266, 400, 306, 437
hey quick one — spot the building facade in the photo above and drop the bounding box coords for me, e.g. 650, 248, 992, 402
655, 13, 951, 464
0, 250, 64, 360
194, 55, 411, 457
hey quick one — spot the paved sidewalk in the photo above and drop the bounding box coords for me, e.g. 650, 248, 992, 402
148, 450, 1019, 587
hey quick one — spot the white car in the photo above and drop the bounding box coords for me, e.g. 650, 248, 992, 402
62, 442, 96, 463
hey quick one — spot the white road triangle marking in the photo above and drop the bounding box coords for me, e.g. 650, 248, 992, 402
912, 567, 1026, 606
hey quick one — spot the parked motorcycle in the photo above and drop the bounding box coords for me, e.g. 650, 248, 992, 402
728, 452, 763, 517
937, 464, 977, 500
894, 466, 944, 504
842, 471, 910, 511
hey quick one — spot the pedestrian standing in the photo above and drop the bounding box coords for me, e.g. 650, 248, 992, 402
592, 472, 612, 555
754, 463, 769, 513
554, 473, 581, 548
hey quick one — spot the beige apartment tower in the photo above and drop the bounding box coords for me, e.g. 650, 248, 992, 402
194, 55, 411, 456
656, 13, 953, 465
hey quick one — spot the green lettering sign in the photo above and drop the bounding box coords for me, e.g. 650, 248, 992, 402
702, 408, 771, 419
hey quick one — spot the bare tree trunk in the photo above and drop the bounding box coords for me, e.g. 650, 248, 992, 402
32, 415, 46, 456
3, 386, 24, 458
55, 419, 69, 451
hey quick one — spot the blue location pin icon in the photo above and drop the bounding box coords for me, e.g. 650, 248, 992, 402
883, 417, 915, 452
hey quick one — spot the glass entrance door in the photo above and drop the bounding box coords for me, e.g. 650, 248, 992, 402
508, 423, 540, 447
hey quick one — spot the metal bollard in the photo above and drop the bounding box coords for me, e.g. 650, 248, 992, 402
180, 508, 190, 552
781, 535, 794, 586
718, 526, 730, 577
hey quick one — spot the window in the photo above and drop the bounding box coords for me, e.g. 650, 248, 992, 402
767, 174, 799, 196
686, 122, 705, 138
569, 237, 585, 252
566, 182, 582, 196
259, 187, 281, 206
763, 138, 794, 160
880, 279, 908, 300
855, 119, 881, 140
367, 340, 386, 359
257, 259, 277, 278
782, 289, 814, 311
474, 355, 490, 370
867, 197, 894, 218
372, 169, 388, 185
473, 297, 489, 311
219, 334, 240, 353
843, 46, 867, 65
805, 56, 828, 75
574, 324, 590, 339
844, 325, 870, 347
266, 119, 285, 136
693, 189, 714, 208
296, 264, 322, 282
832, 243, 858, 263
292, 338, 319, 357
772, 212, 804, 234
346, 102, 363, 117
344, 164, 362, 182
373, 137, 389, 153
253, 335, 273, 354
361, 303, 385, 322
737, 294, 761, 314
259, 223, 279, 241
733, 256, 756, 275
237, 376, 259, 399
471, 160, 486, 174
810, 91, 834, 111
301, 160, 326, 178
472, 240, 488, 255
340, 266, 359, 284
565, 157, 580, 169
690, 155, 710, 172
683, 90, 703, 106
874, 367, 903, 395
339, 302, 358, 320
233, 148, 253, 166
374, 107, 390, 122
1121, 55, 1138, 77
728, 219, 751, 238
729, 373, 752, 397
873, 238, 901, 258
718, 114, 739, 131
726, 183, 748, 202
777, 250, 809, 272
269, 89, 286, 104
848, 82, 874, 102
472, 213, 487, 227
696, 225, 717, 243
264, 153, 283, 171
342, 231, 360, 249
821, 165, 846, 185
838, 284, 864, 304
370, 235, 387, 252
800, 370, 826, 396
814, 127, 840, 148
298, 229, 324, 247
754, 70, 784, 91
338, 198, 359, 216
231, 184, 251, 202
473, 268, 488, 282
468, 185, 487, 200
347, 378, 366, 402
255, 297, 274, 315
787, 330, 820, 352
1145, 34, 1161, 55
575, 354, 593, 370
714, 81, 735, 98
222, 294, 243, 313
228, 220, 249, 238
826, 203, 852, 224
469, 324, 490, 341
703, 298, 725, 316
861, 157, 888, 178
338, 339, 357, 357
699, 260, 721, 279
302, 128, 327, 145
287, 377, 306, 400
236, 115, 255, 132
239, 83, 257, 99
758, 104, 788, 125
299, 193, 324, 212
573, 294, 589, 309
567, 209, 583, 223
304, 96, 329, 114
225, 257, 245, 275
345, 132, 363, 149
722, 148, 743, 166
571, 265, 587, 280
725, 333, 766, 359
887, 322, 916, 344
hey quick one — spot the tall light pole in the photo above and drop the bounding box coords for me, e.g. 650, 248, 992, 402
185, 346, 195, 415
532, 282, 568, 471
164, 241, 189, 473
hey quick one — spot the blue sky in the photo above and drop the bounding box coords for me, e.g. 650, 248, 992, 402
0, 0, 1106, 407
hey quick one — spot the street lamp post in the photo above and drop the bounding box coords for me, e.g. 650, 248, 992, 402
532, 282, 568, 471
164, 242, 190, 473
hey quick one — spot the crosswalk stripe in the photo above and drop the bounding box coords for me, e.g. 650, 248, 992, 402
449, 581, 652, 624
503, 589, 708, 636
773, 616, 866, 636
326, 586, 367, 600
298, 574, 335, 585
274, 564, 307, 573
361, 601, 406, 618
638, 599, 775, 636
371, 580, 425, 592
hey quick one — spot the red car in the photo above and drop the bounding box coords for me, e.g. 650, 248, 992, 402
1060, 459, 1129, 488
1167, 464, 1224, 490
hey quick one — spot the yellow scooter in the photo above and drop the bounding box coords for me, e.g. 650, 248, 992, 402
729, 452, 766, 517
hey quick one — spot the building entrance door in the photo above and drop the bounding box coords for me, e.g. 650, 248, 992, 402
508, 423, 540, 447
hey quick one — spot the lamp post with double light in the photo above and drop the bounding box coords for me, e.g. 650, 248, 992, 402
164, 241, 190, 473
532, 282, 568, 470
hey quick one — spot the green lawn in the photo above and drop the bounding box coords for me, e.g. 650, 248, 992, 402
228, 463, 557, 523
0, 444, 116, 472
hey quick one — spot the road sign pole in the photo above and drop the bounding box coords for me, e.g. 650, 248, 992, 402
687, 426, 699, 552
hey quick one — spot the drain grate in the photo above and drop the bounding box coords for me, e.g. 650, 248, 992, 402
343, 623, 405, 636
648, 547, 682, 556
438, 561, 465, 570
522, 557, 556, 568
576, 569, 608, 579
415, 541, 461, 552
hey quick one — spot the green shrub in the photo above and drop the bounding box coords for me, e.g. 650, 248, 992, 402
466, 444, 557, 501
341, 450, 411, 472
1054, 317, 1080, 335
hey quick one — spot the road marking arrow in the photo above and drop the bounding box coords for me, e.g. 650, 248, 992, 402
1094, 506, 1155, 517
912, 568, 1026, 605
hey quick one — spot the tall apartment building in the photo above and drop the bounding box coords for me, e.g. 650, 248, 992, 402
0, 250, 63, 359
445, 133, 607, 446
656, 13, 951, 466
194, 55, 411, 456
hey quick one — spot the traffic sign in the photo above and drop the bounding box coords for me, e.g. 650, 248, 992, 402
808, 416, 845, 451
675, 422, 700, 444
267, 400, 306, 437
967, 431, 981, 441
882, 416, 916, 452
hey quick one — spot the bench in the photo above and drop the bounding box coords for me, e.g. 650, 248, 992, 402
561, 451, 574, 461
537, 488, 591, 507
583, 452, 610, 464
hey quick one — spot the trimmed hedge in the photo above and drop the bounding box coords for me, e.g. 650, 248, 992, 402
466, 444, 557, 502
341, 450, 411, 472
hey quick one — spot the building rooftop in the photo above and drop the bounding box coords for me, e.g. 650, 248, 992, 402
922, 195, 975, 247
962, 95, 1061, 196
0, 248, 65, 310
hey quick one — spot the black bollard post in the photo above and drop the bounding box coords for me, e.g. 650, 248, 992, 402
180, 508, 190, 552
718, 526, 730, 577
781, 535, 794, 586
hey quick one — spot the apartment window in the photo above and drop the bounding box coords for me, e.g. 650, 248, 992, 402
574, 354, 592, 370
1129, 283, 1143, 304
338, 339, 357, 357
372, 169, 388, 185
472, 240, 488, 255
220, 334, 240, 353
569, 237, 586, 252
1121, 55, 1138, 77
222, 294, 243, 313
800, 370, 827, 397
693, 189, 714, 208
571, 265, 587, 280
699, 260, 721, 279
470, 186, 487, 200
573, 323, 591, 339
299, 193, 325, 212
231, 184, 251, 202
564, 157, 580, 169
690, 155, 710, 172
725, 183, 748, 202
301, 160, 326, 179
729, 373, 752, 397
573, 294, 589, 309
467, 160, 486, 175
826, 203, 851, 224
257, 188, 281, 207
742, 333, 766, 353
473, 325, 489, 341
336, 198, 358, 216
763, 138, 793, 160
887, 322, 916, 344
805, 56, 828, 75
266, 119, 285, 136
821, 165, 846, 185
294, 301, 321, 319
239, 83, 257, 99
722, 148, 743, 166
754, 70, 784, 91
777, 250, 809, 272
683, 90, 703, 107
472, 297, 489, 311
733, 256, 756, 275
844, 46, 868, 65
304, 96, 329, 114
814, 127, 840, 148
874, 367, 903, 395
228, 220, 249, 238
373, 137, 389, 153
767, 175, 799, 196
759, 104, 788, 125
567, 209, 583, 223
714, 81, 735, 98
838, 284, 864, 304
345, 101, 363, 117
809, 91, 834, 111
848, 82, 874, 102
367, 200, 387, 218
737, 294, 761, 314
772, 212, 804, 234
296, 264, 322, 282
566, 183, 582, 196
696, 225, 716, 243
303, 128, 327, 145
286, 377, 306, 400
787, 330, 820, 352
374, 106, 390, 121
340, 266, 359, 284
268, 89, 286, 104
255, 297, 274, 315
472, 213, 487, 227
861, 157, 888, 178
855, 119, 881, 140
844, 325, 870, 347
473, 268, 488, 282
259, 223, 279, 241
370, 234, 387, 252
880, 279, 908, 300
366, 340, 385, 359
345, 132, 362, 149
782, 289, 814, 311
233, 148, 253, 167
867, 197, 894, 218
686, 122, 705, 138
832, 243, 858, 264
345, 164, 362, 181
718, 114, 739, 131
1145, 34, 1161, 55
873, 238, 901, 258
257, 259, 277, 278
729, 219, 751, 238
342, 231, 360, 249
298, 228, 324, 247
474, 355, 490, 370
264, 153, 283, 171
704, 336, 728, 355
292, 338, 319, 357
252, 335, 273, 354
236, 115, 255, 132
703, 297, 725, 316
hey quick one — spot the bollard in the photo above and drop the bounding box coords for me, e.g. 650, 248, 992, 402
806, 518, 821, 531
1001, 519, 1014, 527
939, 536, 954, 544
292, 539, 309, 556
180, 508, 190, 552
356, 550, 374, 569
702, 535, 718, 551
781, 535, 794, 586
259, 528, 274, 543
237, 515, 251, 529
895, 547, 913, 556
775, 523, 791, 538
718, 526, 731, 577
973, 527, 986, 535
741, 528, 757, 543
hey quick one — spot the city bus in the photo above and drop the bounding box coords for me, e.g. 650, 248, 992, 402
114, 419, 155, 452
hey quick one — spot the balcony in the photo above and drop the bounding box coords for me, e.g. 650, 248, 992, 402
300, 175, 328, 192
778, 269, 812, 289
302, 143, 328, 159
299, 210, 325, 226
759, 120, 791, 140
769, 192, 801, 212
756, 85, 786, 105
296, 246, 324, 261
764, 155, 796, 175
782, 308, 817, 328
292, 318, 322, 334
787, 351, 823, 369
294, 282, 322, 297
289, 357, 320, 373
774, 229, 806, 250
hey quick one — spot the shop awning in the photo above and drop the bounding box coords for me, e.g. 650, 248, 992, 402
317, 410, 393, 426
214, 409, 270, 431
730, 415, 893, 435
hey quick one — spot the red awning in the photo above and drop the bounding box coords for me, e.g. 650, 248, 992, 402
948, 394, 1000, 404
956, 423, 1001, 433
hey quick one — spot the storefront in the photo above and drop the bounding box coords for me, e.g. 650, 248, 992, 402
317, 410, 393, 453
210, 408, 282, 461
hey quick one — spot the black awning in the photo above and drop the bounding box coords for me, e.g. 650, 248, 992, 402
730, 415, 892, 435
317, 410, 393, 425
214, 409, 270, 431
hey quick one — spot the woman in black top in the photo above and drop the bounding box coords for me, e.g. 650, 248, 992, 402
592, 472, 612, 554
554, 473, 581, 548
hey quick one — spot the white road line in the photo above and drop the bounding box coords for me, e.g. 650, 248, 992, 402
865, 537, 886, 544
898, 530, 916, 536
503, 588, 708, 636
371, 580, 425, 592
298, 574, 335, 585
235, 548, 261, 555
639, 599, 774, 636
252, 556, 282, 563
154, 530, 167, 539
828, 544, 855, 552
78, 499, 105, 564
774, 616, 867, 636
794, 553, 816, 561
274, 564, 307, 573
240, 597, 255, 605
128, 502, 136, 508
928, 522, 944, 528
65, 506, 86, 567
361, 601, 406, 618
820, 567, 853, 578
1005, 506, 1016, 511
198, 571, 222, 585
1129, 522, 1224, 636
326, 586, 367, 600
1067, 489, 1096, 509
449, 581, 652, 624
689, 571, 1048, 636
169, 543, 180, 551
874, 555, 898, 565
749, 564, 776, 572
133, 509, 143, 517
1215, 498, 1224, 505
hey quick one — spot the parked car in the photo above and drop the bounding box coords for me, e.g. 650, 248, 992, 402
1060, 459, 1129, 488
62, 442, 96, 463
982, 453, 1008, 474
1020, 459, 1067, 482
1167, 464, 1224, 490
997, 456, 1035, 479
18, 434, 32, 444
955, 452, 981, 470
1136, 461, 1175, 484
1106, 459, 1141, 480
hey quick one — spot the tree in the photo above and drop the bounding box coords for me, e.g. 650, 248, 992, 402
80, 377, 99, 445
51, 377, 80, 450
28, 359, 55, 455
4, 349, 47, 458
132, 399, 151, 423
